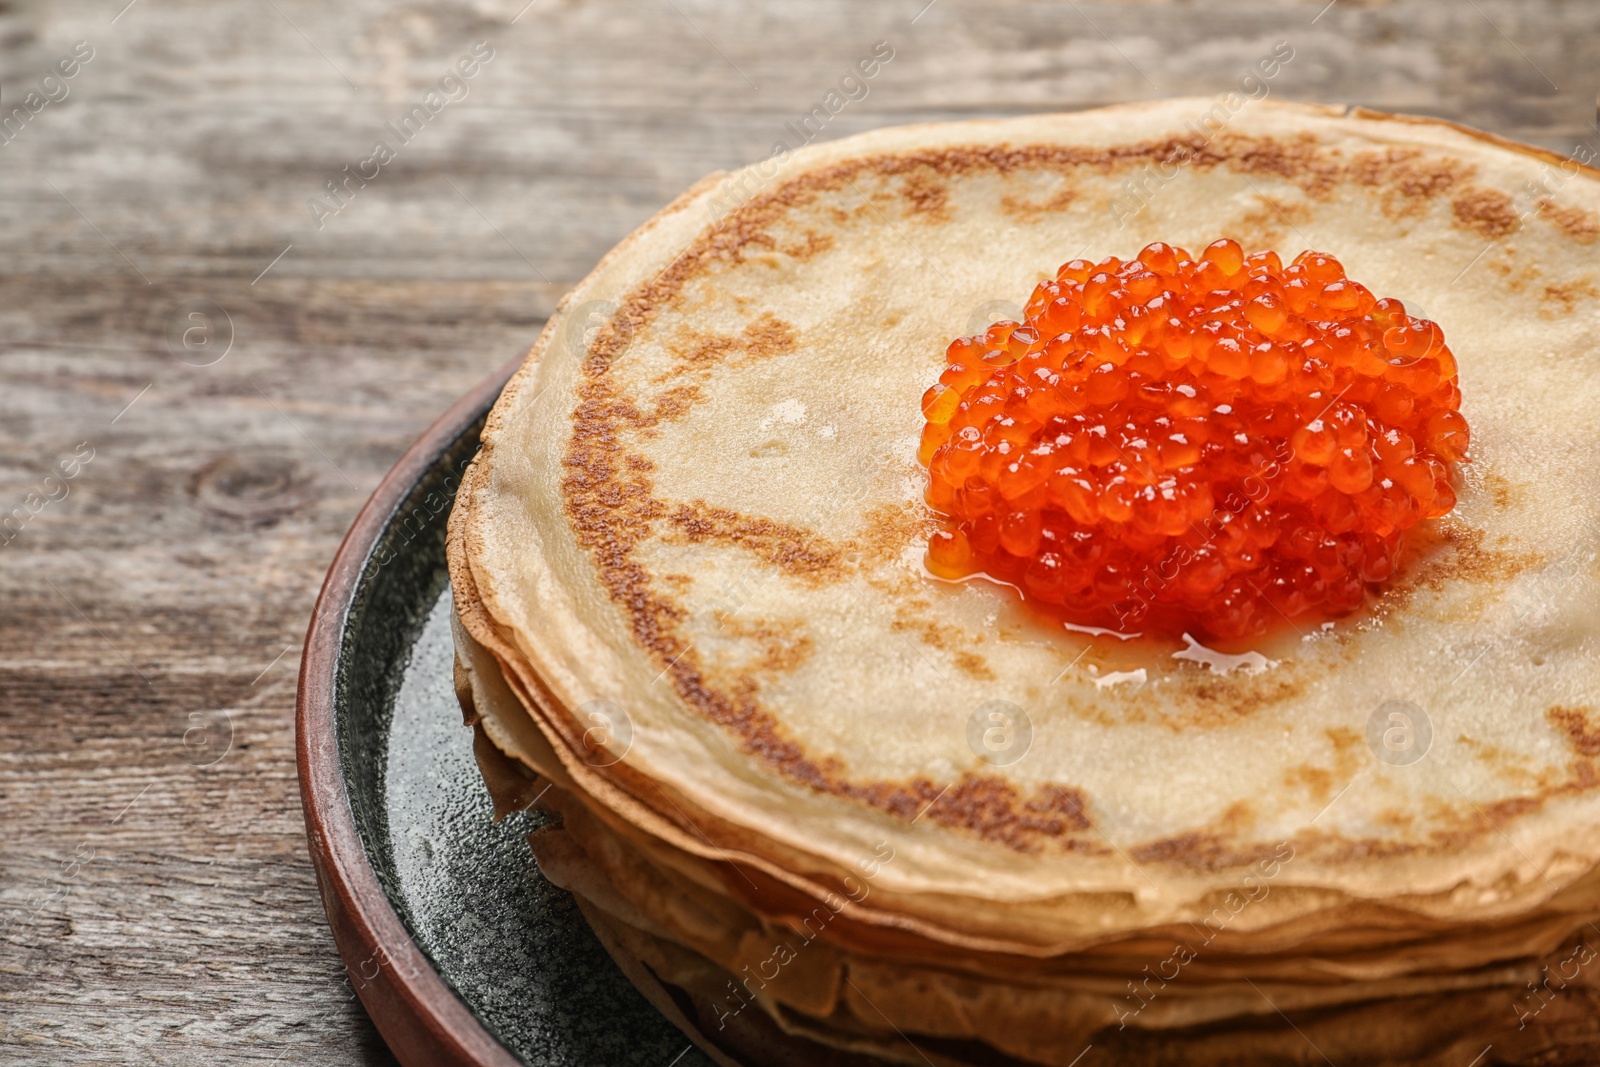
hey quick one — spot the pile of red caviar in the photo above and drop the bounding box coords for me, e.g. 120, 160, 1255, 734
920, 240, 1468, 642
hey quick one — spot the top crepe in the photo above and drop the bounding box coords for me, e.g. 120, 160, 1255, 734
448, 98, 1600, 953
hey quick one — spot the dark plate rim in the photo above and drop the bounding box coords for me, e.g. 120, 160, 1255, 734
295, 356, 522, 1067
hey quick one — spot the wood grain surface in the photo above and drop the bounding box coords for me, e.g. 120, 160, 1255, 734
1, 0, 1596, 1063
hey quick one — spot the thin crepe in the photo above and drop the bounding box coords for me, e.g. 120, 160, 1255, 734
450, 99, 1600, 948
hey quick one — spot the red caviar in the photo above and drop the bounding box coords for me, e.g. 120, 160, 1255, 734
920, 240, 1468, 642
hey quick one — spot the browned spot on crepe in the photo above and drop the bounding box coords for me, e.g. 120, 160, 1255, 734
654, 312, 798, 385
1452, 187, 1521, 239
1000, 187, 1076, 221
1539, 198, 1600, 244
899, 170, 951, 221
1541, 278, 1599, 316
1549, 706, 1600, 758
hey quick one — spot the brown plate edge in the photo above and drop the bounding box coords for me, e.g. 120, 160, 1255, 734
295, 355, 524, 1067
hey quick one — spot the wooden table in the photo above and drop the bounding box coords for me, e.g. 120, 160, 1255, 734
2, 0, 1594, 1062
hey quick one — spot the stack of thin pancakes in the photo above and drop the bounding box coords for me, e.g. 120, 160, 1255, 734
448, 100, 1600, 1065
